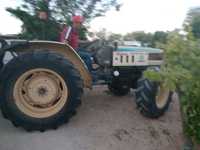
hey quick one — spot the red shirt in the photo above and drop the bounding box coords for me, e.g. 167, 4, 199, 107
68, 27, 79, 50
59, 26, 79, 50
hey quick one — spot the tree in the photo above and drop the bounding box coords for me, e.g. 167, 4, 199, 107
123, 31, 170, 47
124, 31, 153, 46
7, 0, 120, 40
190, 16, 200, 39
184, 7, 200, 39
151, 31, 168, 47
7, 0, 60, 40
55, 0, 121, 22
108, 33, 122, 42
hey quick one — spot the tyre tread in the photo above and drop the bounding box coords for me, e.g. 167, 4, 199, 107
135, 77, 172, 118
0, 50, 83, 131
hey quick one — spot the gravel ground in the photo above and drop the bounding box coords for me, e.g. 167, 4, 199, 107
0, 86, 184, 150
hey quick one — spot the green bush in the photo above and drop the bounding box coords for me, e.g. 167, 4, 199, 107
145, 32, 200, 143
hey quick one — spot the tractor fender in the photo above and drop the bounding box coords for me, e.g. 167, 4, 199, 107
9, 41, 92, 88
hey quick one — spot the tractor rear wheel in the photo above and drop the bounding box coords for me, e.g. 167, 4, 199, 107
135, 77, 172, 118
0, 51, 83, 131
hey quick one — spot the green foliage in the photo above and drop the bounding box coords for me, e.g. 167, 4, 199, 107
108, 33, 122, 42
145, 31, 200, 143
123, 31, 168, 47
146, 7, 200, 142
79, 26, 88, 40
55, 0, 120, 22
124, 31, 153, 46
7, 0, 120, 40
151, 31, 168, 47
7, 0, 60, 40
184, 7, 200, 39
191, 16, 200, 39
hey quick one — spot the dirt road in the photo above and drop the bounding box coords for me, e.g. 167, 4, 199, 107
0, 86, 183, 150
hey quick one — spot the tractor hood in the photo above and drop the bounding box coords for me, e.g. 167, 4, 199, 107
117, 46, 163, 53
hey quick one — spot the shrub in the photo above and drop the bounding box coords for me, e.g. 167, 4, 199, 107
145, 31, 200, 143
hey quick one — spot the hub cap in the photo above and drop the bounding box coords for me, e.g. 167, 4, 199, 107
155, 84, 170, 109
13, 68, 68, 118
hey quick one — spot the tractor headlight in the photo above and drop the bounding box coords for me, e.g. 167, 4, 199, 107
148, 53, 163, 61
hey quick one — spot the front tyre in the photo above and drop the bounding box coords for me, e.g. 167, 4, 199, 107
135, 77, 172, 118
0, 51, 83, 131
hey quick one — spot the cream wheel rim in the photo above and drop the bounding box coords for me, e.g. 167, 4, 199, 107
155, 84, 170, 109
13, 68, 68, 118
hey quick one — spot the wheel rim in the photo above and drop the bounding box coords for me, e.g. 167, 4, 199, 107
13, 68, 68, 118
155, 84, 170, 109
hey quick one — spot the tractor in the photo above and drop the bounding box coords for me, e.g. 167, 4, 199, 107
0, 39, 172, 131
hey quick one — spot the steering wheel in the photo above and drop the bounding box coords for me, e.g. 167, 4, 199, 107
89, 40, 108, 54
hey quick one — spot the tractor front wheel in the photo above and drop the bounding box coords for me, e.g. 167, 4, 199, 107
135, 77, 172, 118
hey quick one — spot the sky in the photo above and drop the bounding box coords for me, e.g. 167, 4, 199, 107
0, 0, 200, 35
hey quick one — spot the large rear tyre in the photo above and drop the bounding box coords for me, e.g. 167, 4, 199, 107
135, 77, 172, 118
0, 51, 83, 131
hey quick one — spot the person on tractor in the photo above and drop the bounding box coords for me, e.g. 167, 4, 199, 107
59, 15, 93, 71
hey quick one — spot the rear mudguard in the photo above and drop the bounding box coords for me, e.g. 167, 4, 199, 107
4, 40, 92, 88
